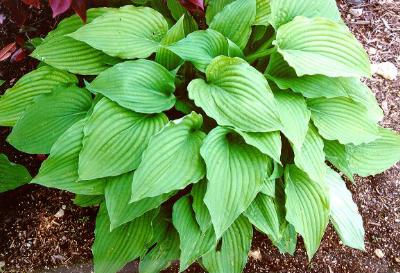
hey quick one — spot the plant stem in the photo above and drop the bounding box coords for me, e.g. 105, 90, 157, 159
245, 47, 277, 63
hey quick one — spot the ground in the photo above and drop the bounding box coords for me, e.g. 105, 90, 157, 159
0, 1, 399, 273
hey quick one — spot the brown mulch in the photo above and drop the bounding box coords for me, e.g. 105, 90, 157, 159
0, 1, 399, 273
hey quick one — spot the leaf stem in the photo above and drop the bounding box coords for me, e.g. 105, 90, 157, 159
245, 47, 277, 63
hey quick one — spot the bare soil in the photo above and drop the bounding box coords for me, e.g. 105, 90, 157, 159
0, 1, 399, 273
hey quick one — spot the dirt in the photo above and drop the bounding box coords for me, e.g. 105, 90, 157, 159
0, 1, 399, 273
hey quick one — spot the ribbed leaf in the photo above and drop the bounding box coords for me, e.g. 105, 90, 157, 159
156, 15, 185, 70
167, 0, 186, 21
260, 177, 276, 197
167, 29, 229, 72
173, 196, 215, 272
205, 0, 235, 25
78, 98, 168, 179
202, 215, 253, 273
105, 172, 173, 230
323, 140, 354, 182
275, 17, 371, 78
0, 154, 31, 193
293, 126, 326, 183
347, 128, 400, 176
139, 226, 180, 273
269, 0, 341, 29
201, 127, 271, 238
93, 204, 155, 273
7, 86, 92, 154
32, 9, 118, 75
131, 112, 206, 202
0, 66, 77, 126
254, 0, 271, 26
284, 165, 330, 260
31, 119, 106, 195
209, 0, 256, 49
275, 90, 310, 150
191, 180, 212, 232
73, 194, 104, 207
308, 97, 379, 145
236, 130, 281, 163
69, 6, 168, 59
86, 60, 176, 114
188, 56, 281, 132
325, 167, 365, 250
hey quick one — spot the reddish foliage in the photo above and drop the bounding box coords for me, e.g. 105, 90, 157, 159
49, 0, 73, 17
21, 0, 41, 8
179, 0, 204, 13
71, 0, 88, 22
2, 0, 28, 26
0, 42, 17, 62
10, 48, 27, 63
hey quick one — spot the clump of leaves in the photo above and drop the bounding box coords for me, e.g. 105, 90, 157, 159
1, 1, 400, 273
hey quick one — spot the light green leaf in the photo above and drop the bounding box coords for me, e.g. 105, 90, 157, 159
275, 17, 371, 78
236, 130, 282, 163
78, 98, 168, 180
275, 90, 310, 150
156, 15, 186, 70
167, 29, 229, 72
93, 204, 155, 273
31, 119, 106, 195
0, 80, 5, 86
308, 97, 379, 145
167, 0, 186, 21
86, 60, 176, 114
260, 177, 276, 197
7, 86, 92, 154
201, 127, 272, 238
202, 215, 253, 273
347, 128, 400, 177
323, 140, 354, 182
293, 126, 326, 183
139, 226, 180, 273
269, 0, 341, 29
191, 180, 212, 232
73, 194, 104, 207
188, 56, 281, 132
131, 112, 206, 202
254, 0, 271, 26
325, 167, 365, 250
205, 0, 235, 25
210, 0, 256, 49
105, 172, 173, 230
0, 154, 31, 193
173, 196, 215, 272
0, 66, 77, 126
284, 165, 330, 260
69, 6, 168, 59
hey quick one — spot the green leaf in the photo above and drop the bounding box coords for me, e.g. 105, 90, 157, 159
7, 86, 92, 154
205, 0, 235, 25
73, 194, 104, 207
173, 196, 215, 272
201, 127, 271, 238
167, 29, 229, 72
202, 215, 253, 273
269, 0, 341, 29
308, 97, 379, 145
0, 80, 4, 86
244, 193, 281, 243
347, 128, 400, 177
0, 66, 77, 126
236, 130, 282, 164
69, 6, 168, 59
32, 9, 118, 75
93, 204, 155, 273
31, 119, 106, 195
156, 15, 186, 70
260, 177, 276, 197
209, 0, 256, 49
188, 56, 281, 132
78, 98, 168, 179
323, 140, 354, 182
105, 172, 173, 230
87, 60, 176, 114
191, 180, 212, 232
131, 112, 206, 202
325, 167, 365, 250
139, 226, 180, 273
167, 0, 186, 21
275, 17, 371, 78
0, 154, 31, 193
284, 165, 330, 260
293, 125, 326, 183
254, 0, 271, 26
275, 90, 310, 150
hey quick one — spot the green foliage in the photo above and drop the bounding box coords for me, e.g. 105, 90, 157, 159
0, 154, 31, 192
2, 1, 400, 273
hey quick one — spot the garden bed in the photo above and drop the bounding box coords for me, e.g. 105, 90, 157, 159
0, 1, 399, 272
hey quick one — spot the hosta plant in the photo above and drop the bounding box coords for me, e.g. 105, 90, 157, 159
1, 0, 400, 272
